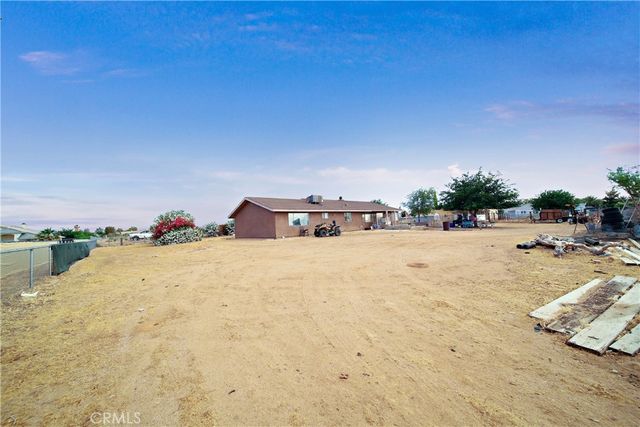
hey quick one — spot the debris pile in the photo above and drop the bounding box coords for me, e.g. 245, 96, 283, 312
517, 234, 640, 264
530, 275, 639, 355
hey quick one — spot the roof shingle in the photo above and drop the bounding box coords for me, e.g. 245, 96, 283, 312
229, 197, 400, 218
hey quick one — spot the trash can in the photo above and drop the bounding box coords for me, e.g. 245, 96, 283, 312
442, 221, 450, 231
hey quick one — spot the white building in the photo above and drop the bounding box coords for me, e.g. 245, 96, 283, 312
0, 224, 40, 242
504, 203, 536, 219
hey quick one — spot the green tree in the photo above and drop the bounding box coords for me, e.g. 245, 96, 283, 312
37, 228, 58, 241
370, 199, 386, 206
94, 227, 105, 236
530, 190, 576, 210
404, 188, 437, 220
127, 226, 138, 231
581, 196, 603, 208
59, 228, 75, 238
440, 170, 519, 211
104, 226, 116, 236
607, 165, 640, 199
602, 188, 624, 208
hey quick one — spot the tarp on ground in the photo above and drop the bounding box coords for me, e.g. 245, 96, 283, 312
51, 242, 90, 274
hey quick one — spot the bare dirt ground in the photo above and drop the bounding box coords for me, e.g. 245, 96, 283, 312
2, 223, 639, 426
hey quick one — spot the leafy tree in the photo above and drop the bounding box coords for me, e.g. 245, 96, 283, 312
581, 196, 603, 208
404, 188, 437, 220
59, 228, 75, 238
59, 228, 94, 239
104, 226, 116, 235
127, 226, 138, 231
602, 188, 625, 208
94, 227, 105, 236
530, 190, 576, 210
439, 170, 519, 211
116, 228, 123, 233
370, 199, 386, 205
607, 166, 640, 199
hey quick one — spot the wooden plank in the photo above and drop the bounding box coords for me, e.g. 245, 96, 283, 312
628, 238, 640, 250
546, 276, 637, 335
619, 248, 640, 262
529, 279, 604, 321
610, 323, 640, 355
568, 284, 640, 354
620, 257, 640, 266
627, 246, 640, 256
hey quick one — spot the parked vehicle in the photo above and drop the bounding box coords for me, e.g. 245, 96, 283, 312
314, 222, 341, 237
129, 231, 152, 240
538, 209, 575, 223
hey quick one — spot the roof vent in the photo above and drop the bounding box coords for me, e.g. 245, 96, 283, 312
306, 195, 323, 204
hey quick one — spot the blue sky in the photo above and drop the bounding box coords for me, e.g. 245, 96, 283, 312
2, 2, 639, 229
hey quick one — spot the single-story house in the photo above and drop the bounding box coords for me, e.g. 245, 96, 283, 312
229, 195, 401, 238
0, 224, 40, 242
504, 203, 536, 219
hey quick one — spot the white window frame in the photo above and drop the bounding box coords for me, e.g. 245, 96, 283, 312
344, 212, 352, 223
322, 212, 329, 220
288, 213, 309, 227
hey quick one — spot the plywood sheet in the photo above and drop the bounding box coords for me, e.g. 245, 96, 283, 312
568, 285, 640, 354
529, 279, 604, 321
546, 276, 637, 335
609, 323, 640, 355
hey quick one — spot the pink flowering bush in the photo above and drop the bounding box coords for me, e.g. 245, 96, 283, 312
151, 210, 202, 245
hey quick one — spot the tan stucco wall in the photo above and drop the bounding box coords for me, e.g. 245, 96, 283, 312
274, 211, 395, 238
234, 202, 276, 239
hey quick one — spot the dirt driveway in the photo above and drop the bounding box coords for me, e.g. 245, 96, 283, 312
2, 223, 639, 426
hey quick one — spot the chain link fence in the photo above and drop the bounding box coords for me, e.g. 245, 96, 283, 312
0, 239, 97, 301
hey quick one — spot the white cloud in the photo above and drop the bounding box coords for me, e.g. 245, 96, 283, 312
485, 100, 638, 124
19, 51, 83, 75
447, 164, 462, 177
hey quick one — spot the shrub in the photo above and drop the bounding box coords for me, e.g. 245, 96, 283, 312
202, 222, 219, 237
224, 220, 235, 236
154, 227, 203, 246
151, 209, 201, 245
104, 226, 116, 235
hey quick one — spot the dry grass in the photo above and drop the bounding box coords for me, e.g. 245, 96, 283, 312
2, 223, 639, 426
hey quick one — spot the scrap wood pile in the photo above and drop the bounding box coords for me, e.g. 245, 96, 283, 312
530, 275, 640, 355
517, 235, 640, 265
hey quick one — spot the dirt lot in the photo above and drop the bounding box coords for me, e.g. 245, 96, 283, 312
2, 223, 639, 426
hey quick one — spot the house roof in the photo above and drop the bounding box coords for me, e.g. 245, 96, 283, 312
0, 225, 40, 235
229, 197, 401, 218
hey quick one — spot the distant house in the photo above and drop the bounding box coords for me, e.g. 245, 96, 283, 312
229, 195, 401, 238
504, 203, 536, 219
0, 224, 40, 242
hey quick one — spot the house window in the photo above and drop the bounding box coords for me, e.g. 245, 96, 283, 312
322, 212, 329, 219
288, 213, 309, 226
344, 212, 352, 222
362, 213, 373, 222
